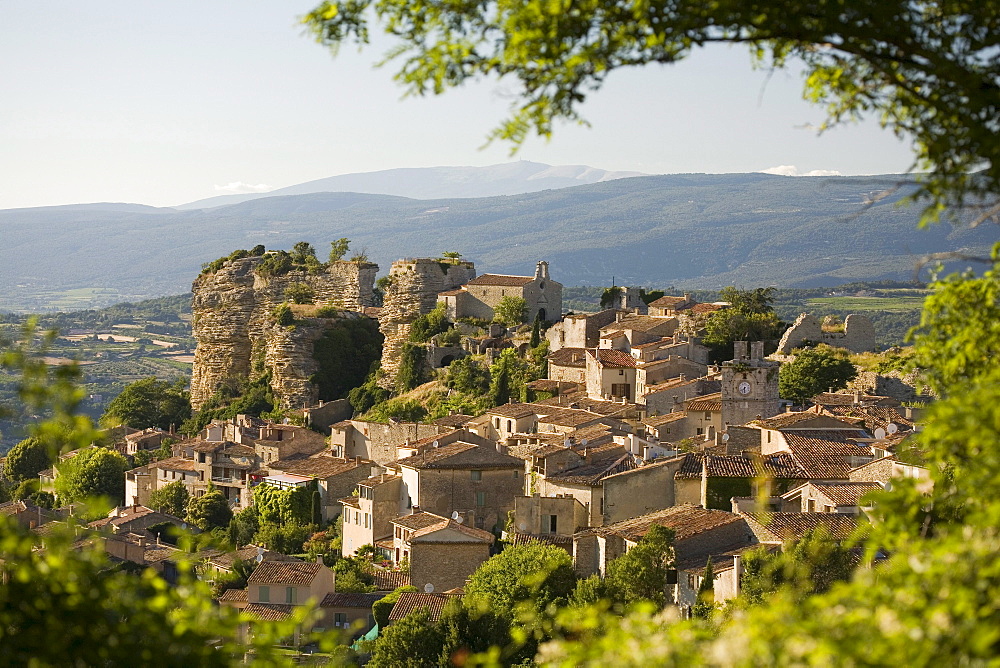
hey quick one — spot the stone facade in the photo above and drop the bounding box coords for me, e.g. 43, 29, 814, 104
377, 258, 476, 389
721, 341, 781, 428
441, 261, 562, 324
190, 255, 377, 410
776, 313, 877, 354
546, 309, 620, 352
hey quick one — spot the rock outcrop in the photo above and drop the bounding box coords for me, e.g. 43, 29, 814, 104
191, 256, 377, 410
377, 259, 476, 389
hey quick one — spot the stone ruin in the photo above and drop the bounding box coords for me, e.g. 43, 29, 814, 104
776, 313, 877, 355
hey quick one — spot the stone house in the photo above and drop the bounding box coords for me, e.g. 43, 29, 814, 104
481, 403, 539, 441
122, 427, 169, 456
341, 473, 404, 558
88, 504, 194, 538
546, 309, 620, 352
642, 376, 721, 417
673, 548, 754, 613
585, 348, 638, 401
780, 481, 883, 514
389, 511, 494, 593
537, 453, 637, 527
390, 441, 525, 531
264, 456, 374, 522
572, 504, 757, 579
512, 494, 590, 539
673, 452, 808, 510
330, 419, 442, 465
319, 592, 382, 638
598, 313, 678, 350
439, 261, 562, 323
547, 347, 588, 384
740, 512, 862, 546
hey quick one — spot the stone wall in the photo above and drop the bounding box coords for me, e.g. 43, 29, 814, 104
776, 313, 877, 354
377, 259, 476, 389
848, 369, 930, 402
190, 255, 377, 410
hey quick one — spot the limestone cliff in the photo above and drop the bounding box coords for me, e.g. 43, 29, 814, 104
191, 256, 377, 410
377, 259, 476, 389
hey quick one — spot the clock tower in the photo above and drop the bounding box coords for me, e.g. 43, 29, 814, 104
721, 341, 781, 428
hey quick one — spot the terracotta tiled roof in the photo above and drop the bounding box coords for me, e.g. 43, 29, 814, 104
810, 481, 883, 506
359, 473, 401, 488
648, 295, 692, 308
585, 504, 746, 542
467, 274, 534, 287
152, 457, 199, 472
366, 568, 411, 591
410, 519, 494, 543
783, 431, 873, 479
192, 441, 225, 453
758, 412, 862, 430
438, 288, 464, 296
526, 379, 578, 393
488, 403, 538, 419
206, 545, 300, 571
506, 532, 574, 547
245, 603, 294, 621
546, 453, 636, 486
588, 348, 637, 368
218, 588, 249, 603
88, 506, 183, 531
270, 456, 364, 479
388, 593, 453, 622
395, 442, 522, 470
247, 561, 322, 586
221, 444, 256, 457
687, 303, 726, 314
703, 453, 808, 479
548, 347, 588, 368
607, 314, 678, 332
675, 452, 704, 479
811, 392, 899, 407
824, 405, 914, 433
392, 511, 450, 531
431, 414, 475, 428
685, 393, 722, 412
742, 512, 863, 542
643, 412, 687, 428
536, 407, 604, 428
321, 592, 383, 609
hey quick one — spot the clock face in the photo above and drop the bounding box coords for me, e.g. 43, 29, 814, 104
738, 381, 752, 395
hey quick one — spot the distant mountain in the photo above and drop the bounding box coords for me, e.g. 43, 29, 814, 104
1, 173, 992, 312
175, 161, 646, 209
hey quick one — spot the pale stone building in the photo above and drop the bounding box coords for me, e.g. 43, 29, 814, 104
439, 261, 562, 323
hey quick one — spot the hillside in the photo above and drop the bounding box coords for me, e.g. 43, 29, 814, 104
0, 172, 993, 312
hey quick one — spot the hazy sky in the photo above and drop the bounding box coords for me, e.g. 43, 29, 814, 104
1, 1, 917, 210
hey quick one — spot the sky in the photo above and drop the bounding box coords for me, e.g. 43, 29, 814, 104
0, 1, 918, 210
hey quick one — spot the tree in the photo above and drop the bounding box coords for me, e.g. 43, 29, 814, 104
701, 287, 785, 362
272, 302, 294, 327
464, 541, 577, 618
779, 346, 858, 404
368, 607, 444, 668
604, 524, 675, 607
101, 377, 190, 431
493, 296, 527, 327
395, 342, 428, 393
185, 487, 233, 531
55, 447, 129, 507
530, 313, 542, 348
600, 286, 623, 309
3, 437, 52, 482
328, 237, 350, 262
284, 282, 315, 305
444, 356, 490, 396
147, 480, 190, 518
311, 490, 322, 525
692, 557, 715, 619
291, 241, 317, 264
488, 348, 528, 407
305, 0, 1000, 224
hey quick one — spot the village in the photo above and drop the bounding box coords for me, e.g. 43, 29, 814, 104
2, 252, 932, 657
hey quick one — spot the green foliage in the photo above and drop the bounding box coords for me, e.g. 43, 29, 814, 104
372, 585, 419, 629
272, 303, 294, 327
200, 248, 253, 275
291, 241, 317, 265
702, 286, 785, 362
311, 490, 322, 526
132, 440, 173, 467
254, 521, 316, 555
692, 557, 715, 619
185, 487, 233, 531
147, 480, 189, 518
493, 296, 527, 326
444, 356, 490, 396
328, 237, 351, 262
228, 505, 259, 547
779, 345, 858, 404
362, 397, 427, 423
464, 541, 577, 619
252, 482, 316, 526
395, 342, 428, 393
600, 286, 623, 309
182, 374, 276, 436
488, 348, 529, 406
409, 302, 451, 343
101, 377, 190, 430
368, 607, 444, 668
55, 447, 129, 507
604, 525, 675, 608
311, 316, 383, 402
284, 282, 315, 305
255, 250, 293, 277
530, 314, 541, 348
3, 437, 52, 482
347, 364, 390, 414
333, 556, 376, 593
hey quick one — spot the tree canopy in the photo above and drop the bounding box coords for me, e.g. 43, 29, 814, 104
464, 541, 577, 618
147, 480, 190, 519
778, 345, 858, 403
55, 447, 129, 508
305, 0, 1000, 223
701, 286, 785, 361
3, 437, 52, 482
101, 377, 191, 431
185, 487, 233, 531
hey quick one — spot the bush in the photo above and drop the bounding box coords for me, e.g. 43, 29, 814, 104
284, 282, 315, 305
272, 303, 294, 327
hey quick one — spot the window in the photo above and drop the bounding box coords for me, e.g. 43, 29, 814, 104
687, 574, 696, 589
259, 585, 270, 602
286, 587, 297, 604
495, 417, 501, 428
334, 613, 347, 626
470, 470, 482, 481
696, 428, 704, 435
666, 569, 678, 585
544, 514, 557, 533
475, 491, 486, 507
507, 419, 512, 432
807, 499, 816, 512
364, 513, 370, 529
704, 412, 711, 419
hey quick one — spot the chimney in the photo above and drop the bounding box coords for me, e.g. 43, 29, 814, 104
412, 505, 421, 515
683, 293, 690, 302
316, 555, 324, 565
853, 390, 862, 404
750, 341, 764, 360
733, 341, 748, 360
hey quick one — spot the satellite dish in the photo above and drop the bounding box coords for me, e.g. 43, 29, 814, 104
887, 423, 899, 434
874, 427, 887, 440
580, 439, 588, 447
721, 433, 730, 442
424, 583, 435, 593
256, 546, 265, 563
432, 440, 440, 448
455, 516, 464, 524
517, 521, 527, 531
451, 511, 460, 520
563, 438, 571, 448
